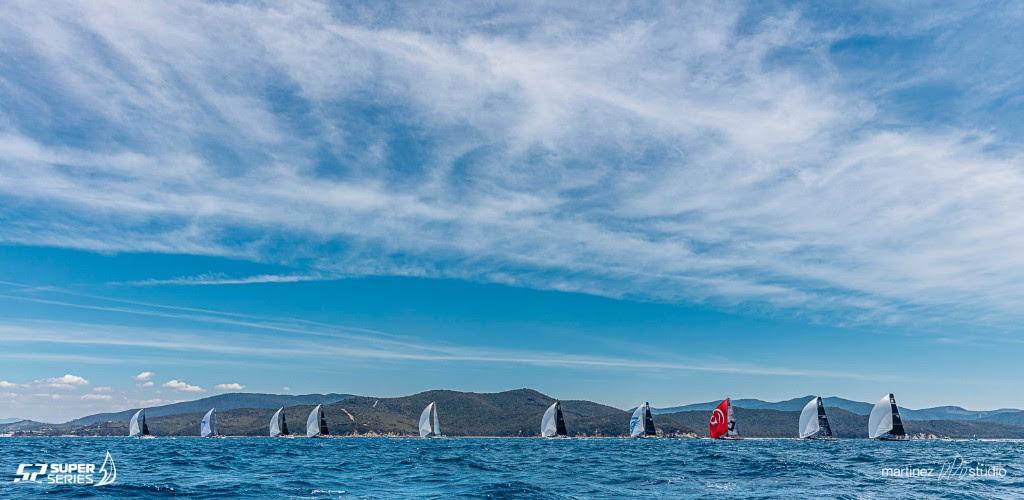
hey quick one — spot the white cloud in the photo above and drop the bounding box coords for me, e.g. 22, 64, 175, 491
0, 380, 18, 388
282, 386, 290, 392
141, 381, 154, 388
163, 379, 204, 393
39, 374, 89, 389
214, 383, 244, 390
92, 386, 113, 392
119, 274, 322, 286
134, 371, 154, 381
138, 398, 166, 406
0, 1, 1020, 332
81, 394, 111, 400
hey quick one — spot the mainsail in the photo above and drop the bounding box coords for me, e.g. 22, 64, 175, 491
868, 393, 907, 439
799, 396, 833, 438
129, 408, 150, 437
419, 402, 441, 438
200, 408, 217, 437
644, 404, 656, 436
307, 404, 328, 437
541, 401, 568, 438
629, 402, 656, 437
270, 408, 289, 437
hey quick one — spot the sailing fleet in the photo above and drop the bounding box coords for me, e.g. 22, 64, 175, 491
127, 394, 910, 440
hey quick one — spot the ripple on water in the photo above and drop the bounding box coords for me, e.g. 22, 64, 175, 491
1, 438, 1023, 498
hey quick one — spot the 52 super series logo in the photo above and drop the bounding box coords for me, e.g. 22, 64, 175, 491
12, 451, 116, 487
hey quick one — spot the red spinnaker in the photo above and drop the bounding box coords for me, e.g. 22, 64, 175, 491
709, 398, 730, 439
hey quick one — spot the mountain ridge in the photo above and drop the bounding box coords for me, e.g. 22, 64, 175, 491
66, 392, 355, 426
653, 395, 1024, 424
4, 389, 1024, 438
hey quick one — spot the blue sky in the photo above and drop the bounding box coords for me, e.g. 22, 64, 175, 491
1, 1, 1023, 421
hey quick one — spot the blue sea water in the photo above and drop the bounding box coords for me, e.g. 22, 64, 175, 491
1, 437, 1022, 498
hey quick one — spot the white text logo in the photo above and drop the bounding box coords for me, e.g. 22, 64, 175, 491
12, 451, 116, 487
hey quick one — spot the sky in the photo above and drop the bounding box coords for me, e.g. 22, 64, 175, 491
0, 1, 1022, 422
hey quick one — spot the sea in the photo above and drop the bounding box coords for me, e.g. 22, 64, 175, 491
1, 437, 1022, 498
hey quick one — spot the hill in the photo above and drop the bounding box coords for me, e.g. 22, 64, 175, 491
9, 389, 1024, 438
16, 389, 697, 437
653, 396, 873, 415
654, 396, 1024, 423
658, 407, 1024, 439
66, 392, 354, 426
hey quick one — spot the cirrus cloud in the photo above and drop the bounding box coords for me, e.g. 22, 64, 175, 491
0, 1, 1021, 332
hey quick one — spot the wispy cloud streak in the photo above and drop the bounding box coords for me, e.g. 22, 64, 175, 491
0, 1, 1021, 329
0, 317, 891, 382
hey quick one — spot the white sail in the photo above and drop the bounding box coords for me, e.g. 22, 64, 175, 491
868, 394, 894, 439
419, 402, 438, 438
270, 408, 283, 437
629, 404, 646, 438
306, 405, 322, 437
129, 409, 143, 437
201, 408, 216, 437
541, 403, 559, 438
799, 397, 821, 438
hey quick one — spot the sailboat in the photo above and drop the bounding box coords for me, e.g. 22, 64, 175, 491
306, 404, 329, 438
629, 402, 656, 437
128, 408, 153, 438
200, 408, 218, 437
541, 401, 568, 438
868, 393, 907, 440
798, 396, 834, 439
419, 402, 441, 438
709, 398, 741, 439
269, 408, 291, 437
